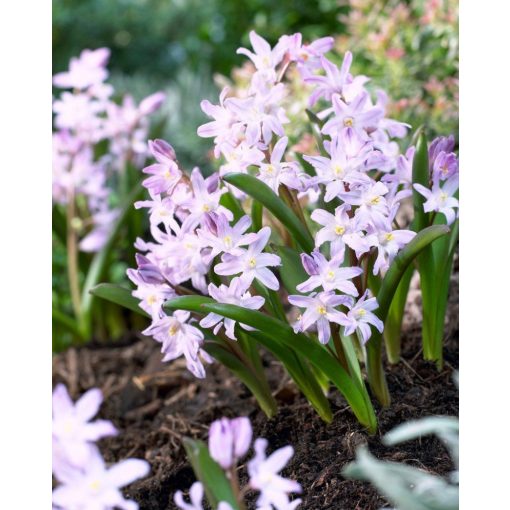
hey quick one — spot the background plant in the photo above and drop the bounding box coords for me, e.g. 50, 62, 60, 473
52, 48, 165, 350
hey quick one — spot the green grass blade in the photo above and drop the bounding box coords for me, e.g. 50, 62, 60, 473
183, 438, 240, 510
222, 173, 314, 253
52, 307, 84, 340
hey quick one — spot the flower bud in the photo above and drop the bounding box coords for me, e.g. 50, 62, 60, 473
208, 416, 253, 470
148, 139, 176, 164
301, 253, 319, 275
139, 92, 166, 116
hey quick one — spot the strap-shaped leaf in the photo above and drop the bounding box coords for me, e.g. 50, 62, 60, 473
183, 438, 240, 510
366, 225, 450, 406
163, 296, 377, 432
90, 283, 149, 318
245, 329, 333, 423
222, 173, 314, 253
204, 339, 277, 418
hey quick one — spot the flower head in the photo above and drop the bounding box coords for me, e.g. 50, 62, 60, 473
248, 438, 302, 510
53, 385, 117, 468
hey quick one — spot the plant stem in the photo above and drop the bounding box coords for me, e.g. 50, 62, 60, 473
229, 467, 247, 510
66, 190, 81, 319
331, 325, 350, 373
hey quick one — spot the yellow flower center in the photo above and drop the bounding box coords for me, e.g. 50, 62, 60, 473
332, 164, 344, 176
202, 204, 211, 212
335, 225, 345, 235
89, 480, 101, 492
357, 308, 367, 317
164, 170, 172, 179
344, 117, 354, 127
439, 191, 448, 202
266, 164, 275, 175
317, 305, 327, 315
326, 270, 335, 281
168, 325, 179, 336
223, 235, 233, 249
385, 232, 394, 242
370, 196, 380, 205
147, 295, 157, 305
248, 257, 257, 268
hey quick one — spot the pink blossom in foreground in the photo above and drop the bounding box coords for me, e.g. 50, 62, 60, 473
248, 438, 302, 510
52, 445, 149, 510
52, 385, 117, 468
208, 416, 253, 469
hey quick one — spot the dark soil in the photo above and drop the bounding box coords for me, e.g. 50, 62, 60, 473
53, 272, 458, 510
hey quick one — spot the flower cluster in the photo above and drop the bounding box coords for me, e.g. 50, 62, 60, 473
53, 48, 165, 252
128, 31, 459, 378
175, 416, 301, 510
413, 135, 459, 225
52, 384, 150, 510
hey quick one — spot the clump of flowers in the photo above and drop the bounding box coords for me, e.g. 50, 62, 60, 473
52, 48, 165, 344
175, 416, 301, 510
52, 384, 150, 510
96, 30, 458, 432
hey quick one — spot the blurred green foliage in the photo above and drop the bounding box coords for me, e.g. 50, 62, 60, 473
53, 0, 347, 167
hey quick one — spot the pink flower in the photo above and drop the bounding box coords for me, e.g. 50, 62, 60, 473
52, 445, 149, 510
335, 291, 384, 344
208, 417, 253, 469
215, 227, 281, 290
53, 47, 110, 90
143, 311, 206, 378
297, 250, 362, 295
52, 385, 117, 468
288, 292, 352, 344
200, 277, 265, 340
248, 438, 302, 510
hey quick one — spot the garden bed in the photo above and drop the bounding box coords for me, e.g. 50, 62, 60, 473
53, 269, 458, 510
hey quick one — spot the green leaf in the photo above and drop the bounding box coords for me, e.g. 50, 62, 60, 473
183, 438, 240, 510
89, 283, 150, 318
412, 132, 430, 232
222, 173, 314, 253
79, 185, 145, 337
204, 339, 277, 418
383, 265, 414, 364
251, 199, 263, 232
164, 296, 377, 432
273, 245, 308, 295
366, 225, 450, 406
246, 329, 333, 423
